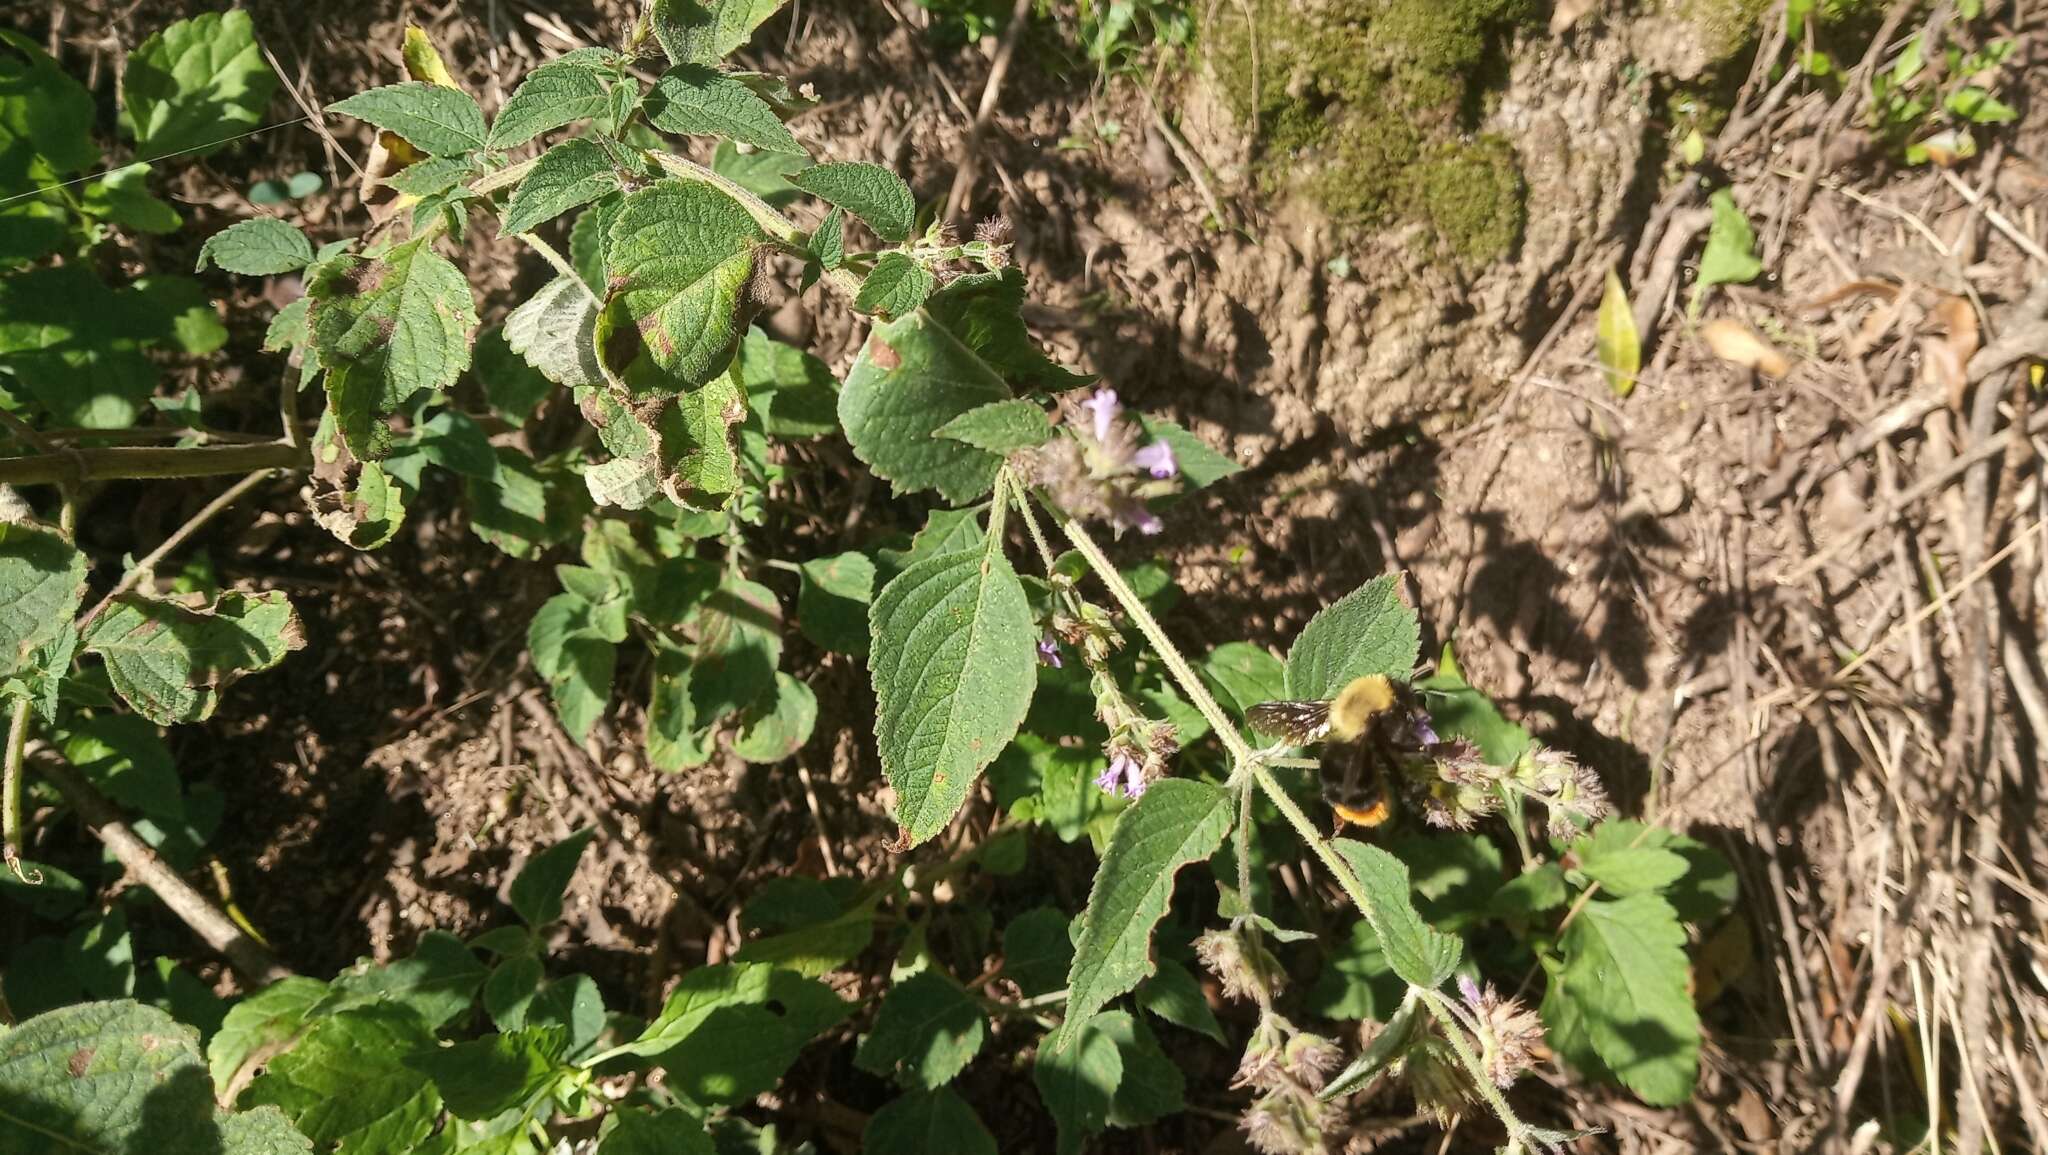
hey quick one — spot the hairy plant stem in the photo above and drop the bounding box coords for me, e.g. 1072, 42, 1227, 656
0, 441, 307, 488
3, 699, 33, 883
1045, 498, 1544, 1147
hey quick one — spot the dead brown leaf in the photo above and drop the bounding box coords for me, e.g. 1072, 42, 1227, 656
1700, 318, 1792, 378
1923, 294, 1981, 408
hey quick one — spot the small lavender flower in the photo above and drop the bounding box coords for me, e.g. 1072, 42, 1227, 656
1458, 975, 1484, 1006
1096, 751, 1146, 799
1093, 761, 1125, 795
1132, 439, 1178, 479
1410, 709, 1441, 747
1082, 387, 1120, 443
1037, 635, 1063, 668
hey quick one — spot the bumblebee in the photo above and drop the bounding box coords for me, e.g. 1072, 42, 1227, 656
1247, 674, 1429, 830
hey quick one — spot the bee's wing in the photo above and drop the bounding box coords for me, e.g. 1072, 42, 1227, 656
1246, 700, 1334, 744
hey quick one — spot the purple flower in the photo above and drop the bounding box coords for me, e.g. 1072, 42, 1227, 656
1096, 751, 1147, 799
1410, 710, 1440, 747
1038, 635, 1063, 668
1132, 439, 1178, 479
1135, 510, 1163, 536
1458, 975, 1483, 1006
1082, 387, 1120, 443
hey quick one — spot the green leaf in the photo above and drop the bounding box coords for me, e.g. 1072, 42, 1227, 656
403, 1026, 567, 1120
1320, 995, 1424, 1100
1032, 1018, 1121, 1155
1596, 269, 1639, 398
733, 672, 818, 763
82, 165, 180, 233
1063, 779, 1233, 1039
510, 826, 597, 927
530, 975, 606, 1058
244, 1004, 441, 1153
505, 275, 603, 389
689, 576, 782, 724
737, 326, 837, 437
855, 973, 984, 1092
489, 57, 618, 149
1101, 1012, 1184, 1127
208, 976, 331, 1088
1001, 908, 1074, 997
934, 398, 1051, 453
529, 593, 617, 740
649, 0, 792, 65
0, 517, 87, 680
1490, 863, 1569, 918
124, 11, 275, 162
731, 896, 874, 977
1328, 839, 1461, 989
308, 240, 478, 459
711, 138, 803, 207
1303, 917, 1399, 1020
499, 138, 618, 236
327, 82, 487, 156
483, 954, 543, 1031
646, 647, 711, 772
600, 1108, 716, 1155
1697, 189, 1762, 288
620, 964, 848, 1105
1571, 822, 1689, 896
1284, 574, 1419, 700
1134, 415, 1241, 489
789, 161, 916, 243
1416, 659, 1530, 764
312, 931, 488, 1030
869, 544, 1036, 847
0, 264, 157, 429
383, 154, 474, 197
797, 551, 875, 656
1945, 85, 2017, 125
646, 65, 803, 154
808, 206, 845, 270
597, 179, 764, 392
855, 253, 935, 320
128, 275, 227, 356
0, 30, 97, 181
82, 591, 304, 725
1546, 893, 1700, 1105
472, 325, 555, 426
1201, 641, 1287, 721
0, 1001, 309, 1155
1135, 958, 1224, 1043
862, 1088, 997, 1155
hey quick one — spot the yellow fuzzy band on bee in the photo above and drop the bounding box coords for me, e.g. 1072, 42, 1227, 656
1329, 675, 1398, 741
1331, 797, 1392, 828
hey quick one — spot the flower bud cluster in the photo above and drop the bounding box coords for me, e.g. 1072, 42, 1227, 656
1018, 387, 1181, 537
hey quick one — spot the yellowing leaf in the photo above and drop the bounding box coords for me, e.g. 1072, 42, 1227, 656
1596, 268, 1640, 397
401, 25, 461, 90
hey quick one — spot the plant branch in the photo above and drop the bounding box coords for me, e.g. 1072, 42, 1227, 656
3, 699, 34, 883
36, 755, 292, 986
0, 441, 308, 488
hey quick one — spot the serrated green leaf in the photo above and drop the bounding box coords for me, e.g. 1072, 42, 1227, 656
219, 1105, 315, 1154
1303, 916, 1399, 1020
403, 1026, 567, 1120
1201, 641, 1287, 723
125, 11, 275, 162
731, 897, 873, 977
854, 970, 986, 1090
737, 326, 838, 437
384, 154, 475, 197
1001, 908, 1074, 996
789, 161, 916, 243
1101, 1012, 1183, 1127
207, 976, 330, 1088
648, 0, 791, 65
82, 590, 303, 725
467, 448, 589, 559
1547, 893, 1699, 1105
862, 1087, 997, 1155
600, 1108, 716, 1155
1064, 779, 1233, 1039
530, 974, 606, 1059
312, 931, 487, 1030
1328, 839, 1461, 989
1697, 189, 1762, 288
328, 82, 486, 156
308, 240, 478, 459
500, 138, 618, 236
0, 517, 87, 679
0, 30, 96, 180
1033, 1018, 1121, 1155
808, 206, 845, 270
510, 826, 596, 927
529, 594, 617, 740
646, 647, 711, 772
1135, 958, 1224, 1043
797, 551, 875, 656
597, 180, 764, 392
661, 372, 748, 506
934, 398, 1051, 453
472, 324, 554, 426
733, 672, 817, 763
1489, 862, 1568, 918
197, 219, 313, 276
646, 65, 803, 154
489, 57, 616, 149
689, 576, 781, 724
1321, 995, 1424, 1100
0, 264, 158, 429
616, 964, 848, 1105
569, 194, 623, 291
869, 544, 1036, 847
504, 274, 602, 389
1597, 268, 1639, 398
1134, 415, 1240, 489
855, 252, 935, 319
483, 954, 544, 1031
243, 1003, 441, 1153
1285, 574, 1419, 700
1571, 822, 1689, 896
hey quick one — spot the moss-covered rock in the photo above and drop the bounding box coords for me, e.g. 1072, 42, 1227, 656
1200, 0, 1535, 262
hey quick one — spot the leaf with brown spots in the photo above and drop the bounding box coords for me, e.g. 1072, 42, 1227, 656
82, 590, 305, 725
595, 179, 764, 395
